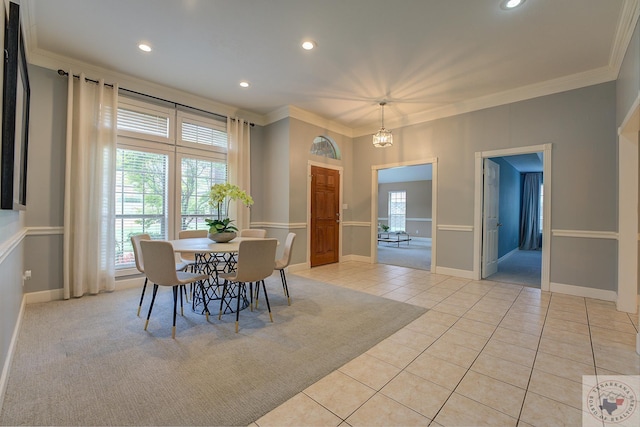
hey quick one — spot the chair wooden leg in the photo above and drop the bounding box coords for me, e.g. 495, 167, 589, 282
137, 278, 148, 316
280, 269, 291, 305
144, 284, 159, 331
249, 282, 254, 312
260, 280, 274, 323
172, 286, 178, 339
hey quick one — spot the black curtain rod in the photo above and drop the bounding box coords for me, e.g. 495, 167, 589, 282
57, 69, 254, 126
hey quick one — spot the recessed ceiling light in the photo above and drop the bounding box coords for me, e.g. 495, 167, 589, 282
500, 0, 525, 9
301, 40, 316, 50
138, 43, 152, 52
239, 81, 250, 88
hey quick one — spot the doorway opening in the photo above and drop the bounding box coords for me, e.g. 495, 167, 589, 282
474, 145, 551, 291
372, 159, 438, 273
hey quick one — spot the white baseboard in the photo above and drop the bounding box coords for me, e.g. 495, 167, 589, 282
0, 295, 25, 412
24, 288, 64, 304
549, 282, 617, 302
342, 254, 371, 263
498, 247, 519, 263
435, 266, 475, 279
115, 277, 145, 291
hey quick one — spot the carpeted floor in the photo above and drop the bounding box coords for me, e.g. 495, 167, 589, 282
487, 249, 542, 287
0, 275, 426, 426
377, 238, 431, 270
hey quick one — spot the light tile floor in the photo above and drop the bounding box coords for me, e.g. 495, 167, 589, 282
252, 261, 640, 427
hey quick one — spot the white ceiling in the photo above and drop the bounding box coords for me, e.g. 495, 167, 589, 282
23, 0, 639, 135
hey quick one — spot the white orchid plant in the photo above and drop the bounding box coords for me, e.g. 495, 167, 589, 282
205, 183, 254, 234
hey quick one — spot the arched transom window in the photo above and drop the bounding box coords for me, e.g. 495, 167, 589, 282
310, 136, 340, 159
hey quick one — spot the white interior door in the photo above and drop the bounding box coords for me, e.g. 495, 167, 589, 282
482, 158, 500, 278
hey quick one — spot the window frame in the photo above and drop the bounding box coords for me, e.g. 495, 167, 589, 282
117, 97, 175, 145
115, 97, 229, 275
388, 190, 407, 232
175, 147, 228, 233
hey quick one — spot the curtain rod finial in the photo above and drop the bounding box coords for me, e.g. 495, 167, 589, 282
57, 69, 67, 76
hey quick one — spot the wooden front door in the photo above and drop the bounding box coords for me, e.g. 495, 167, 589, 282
310, 166, 340, 267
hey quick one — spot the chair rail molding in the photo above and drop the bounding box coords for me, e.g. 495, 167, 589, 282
551, 229, 619, 239
26, 226, 64, 236
344, 221, 370, 227
437, 224, 473, 232
0, 228, 27, 265
250, 222, 306, 229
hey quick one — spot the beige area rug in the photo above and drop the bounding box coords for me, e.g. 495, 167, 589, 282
0, 274, 426, 426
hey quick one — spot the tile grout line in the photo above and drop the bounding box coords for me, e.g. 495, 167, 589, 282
423, 281, 529, 425
514, 288, 552, 423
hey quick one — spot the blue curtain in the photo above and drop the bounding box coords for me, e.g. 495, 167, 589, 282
520, 173, 542, 250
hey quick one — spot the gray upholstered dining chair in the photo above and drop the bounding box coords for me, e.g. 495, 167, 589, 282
178, 229, 208, 270
239, 228, 267, 238
177, 229, 208, 300
274, 232, 296, 305
140, 240, 211, 338
218, 238, 278, 333
131, 233, 188, 316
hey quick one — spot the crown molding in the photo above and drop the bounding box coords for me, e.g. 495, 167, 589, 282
26, 48, 265, 126
353, 66, 618, 137
610, 0, 640, 73
264, 105, 354, 137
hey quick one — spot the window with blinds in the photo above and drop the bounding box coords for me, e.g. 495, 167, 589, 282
117, 107, 169, 138
179, 114, 227, 151
180, 155, 227, 231
115, 148, 169, 268
388, 191, 407, 232
114, 97, 230, 270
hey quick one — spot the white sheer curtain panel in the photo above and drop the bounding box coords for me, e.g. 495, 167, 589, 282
227, 117, 251, 230
63, 72, 118, 298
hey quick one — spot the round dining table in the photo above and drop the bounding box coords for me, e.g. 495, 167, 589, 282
167, 236, 266, 314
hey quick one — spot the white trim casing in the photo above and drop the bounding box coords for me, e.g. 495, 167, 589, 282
617, 92, 640, 314
372, 158, 438, 273
474, 144, 552, 291
307, 161, 344, 268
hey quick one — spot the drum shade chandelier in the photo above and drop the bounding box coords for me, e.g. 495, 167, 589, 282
373, 102, 393, 148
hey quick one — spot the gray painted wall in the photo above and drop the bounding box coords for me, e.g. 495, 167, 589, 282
351, 82, 617, 290
16, 65, 622, 295
21, 65, 66, 293
491, 157, 520, 258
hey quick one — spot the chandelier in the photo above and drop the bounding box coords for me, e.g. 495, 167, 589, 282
372, 102, 393, 148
